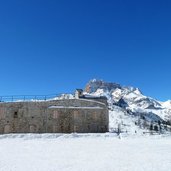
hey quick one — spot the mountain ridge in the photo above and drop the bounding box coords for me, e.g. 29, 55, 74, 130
84, 79, 171, 134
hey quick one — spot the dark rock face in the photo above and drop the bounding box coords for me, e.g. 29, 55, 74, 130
115, 98, 128, 108
85, 79, 121, 93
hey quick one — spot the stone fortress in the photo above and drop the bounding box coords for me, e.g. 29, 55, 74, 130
0, 89, 109, 134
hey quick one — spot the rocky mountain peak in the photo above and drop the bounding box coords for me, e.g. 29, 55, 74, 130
84, 79, 171, 126
84, 79, 121, 93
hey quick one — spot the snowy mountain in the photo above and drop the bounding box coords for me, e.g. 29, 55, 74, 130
84, 79, 171, 134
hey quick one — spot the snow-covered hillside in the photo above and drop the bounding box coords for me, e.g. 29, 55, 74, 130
84, 79, 171, 134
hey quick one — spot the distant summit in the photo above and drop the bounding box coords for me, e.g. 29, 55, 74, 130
85, 79, 121, 93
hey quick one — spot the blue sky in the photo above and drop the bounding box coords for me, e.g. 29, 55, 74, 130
0, 0, 171, 101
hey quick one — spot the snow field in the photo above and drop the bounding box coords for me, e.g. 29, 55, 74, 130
0, 134, 171, 171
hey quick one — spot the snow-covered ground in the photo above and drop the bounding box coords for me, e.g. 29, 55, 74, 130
0, 134, 171, 171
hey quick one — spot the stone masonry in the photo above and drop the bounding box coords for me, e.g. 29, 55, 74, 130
0, 98, 109, 134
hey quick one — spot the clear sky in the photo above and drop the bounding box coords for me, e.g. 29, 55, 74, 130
0, 0, 171, 101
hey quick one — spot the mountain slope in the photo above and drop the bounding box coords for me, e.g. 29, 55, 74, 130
84, 79, 171, 134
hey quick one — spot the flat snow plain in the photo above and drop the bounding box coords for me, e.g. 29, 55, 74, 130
0, 133, 171, 171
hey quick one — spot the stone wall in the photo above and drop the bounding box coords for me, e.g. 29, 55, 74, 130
0, 99, 108, 134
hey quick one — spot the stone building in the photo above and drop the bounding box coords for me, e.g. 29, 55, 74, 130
0, 90, 108, 134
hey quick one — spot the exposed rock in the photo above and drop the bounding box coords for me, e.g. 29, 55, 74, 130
85, 79, 121, 93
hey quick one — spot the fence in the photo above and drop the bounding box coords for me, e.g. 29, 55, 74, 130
0, 93, 73, 102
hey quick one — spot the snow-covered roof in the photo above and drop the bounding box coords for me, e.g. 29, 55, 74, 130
48, 106, 104, 109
